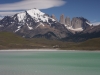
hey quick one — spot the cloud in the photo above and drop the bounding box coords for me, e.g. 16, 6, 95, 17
92, 22, 100, 26
0, 11, 23, 16
0, 0, 66, 16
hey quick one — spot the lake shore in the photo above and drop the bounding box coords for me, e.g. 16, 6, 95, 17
0, 49, 100, 52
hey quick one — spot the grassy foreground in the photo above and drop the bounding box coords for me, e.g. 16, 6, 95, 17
0, 32, 100, 50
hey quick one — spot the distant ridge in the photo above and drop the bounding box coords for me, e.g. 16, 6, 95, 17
0, 8, 100, 42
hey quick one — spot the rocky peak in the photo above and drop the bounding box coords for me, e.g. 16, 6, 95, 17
59, 14, 65, 24
71, 17, 90, 29
51, 14, 58, 22
71, 17, 83, 29
65, 17, 71, 27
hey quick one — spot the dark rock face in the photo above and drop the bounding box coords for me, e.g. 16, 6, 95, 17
71, 17, 83, 29
71, 17, 90, 29
59, 14, 65, 24
65, 17, 71, 27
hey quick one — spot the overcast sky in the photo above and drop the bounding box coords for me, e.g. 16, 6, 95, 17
0, 0, 100, 24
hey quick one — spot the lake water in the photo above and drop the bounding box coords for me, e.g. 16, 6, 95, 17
0, 49, 100, 75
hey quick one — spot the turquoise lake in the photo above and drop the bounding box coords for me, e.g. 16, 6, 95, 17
0, 50, 100, 75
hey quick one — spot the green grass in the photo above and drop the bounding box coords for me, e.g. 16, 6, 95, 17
0, 32, 100, 50
76, 38, 100, 50
0, 32, 44, 49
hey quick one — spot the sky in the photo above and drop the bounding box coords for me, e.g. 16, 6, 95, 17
0, 0, 100, 24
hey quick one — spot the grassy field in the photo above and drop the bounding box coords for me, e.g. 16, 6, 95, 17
0, 32, 100, 50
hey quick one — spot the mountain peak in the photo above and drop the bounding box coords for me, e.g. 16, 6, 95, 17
26, 8, 45, 16
16, 8, 44, 22
59, 14, 65, 24
15, 8, 56, 23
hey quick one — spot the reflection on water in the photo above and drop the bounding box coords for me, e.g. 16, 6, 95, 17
0, 50, 100, 75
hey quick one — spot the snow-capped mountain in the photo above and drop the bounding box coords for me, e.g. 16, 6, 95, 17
0, 8, 70, 39
0, 8, 100, 41
17, 8, 56, 24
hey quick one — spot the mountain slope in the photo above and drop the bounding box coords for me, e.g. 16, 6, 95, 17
0, 32, 100, 50
0, 32, 62, 49
0, 8, 100, 42
75, 38, 100, 50
0, 8, 71, 39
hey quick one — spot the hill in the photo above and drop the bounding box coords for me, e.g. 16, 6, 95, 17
0, 32, 100, 50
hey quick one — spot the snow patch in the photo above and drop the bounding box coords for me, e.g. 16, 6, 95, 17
15, 26, 21, 32
65, 24, 67, 27
67, 26, 83, 31
18, 26, 21, 29
40, 16, 48, 22
11, 22, 14, 24
15, 29, 20, 32
26, 23, 33, 30
0, 25, 4, 27
27, 8, 45, 17
64, 24, 83, 31
36, 22, 45, 28
86, 21, 93, 26
17, 12, 26, 22
14, 17, 16, 20
50, 18, 55, 22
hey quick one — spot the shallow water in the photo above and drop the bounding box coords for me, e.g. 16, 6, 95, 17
0, 50, 100, 75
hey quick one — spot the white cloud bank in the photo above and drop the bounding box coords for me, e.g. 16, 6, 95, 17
92, 22, 100, 26
0, 0, 66, 16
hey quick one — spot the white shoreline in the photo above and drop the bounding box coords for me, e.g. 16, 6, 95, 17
0, 49, 79, 52
0, 49, 100, 52
0, 49, 58, 52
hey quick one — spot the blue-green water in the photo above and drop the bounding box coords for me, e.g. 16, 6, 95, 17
0, 50, 100, 75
